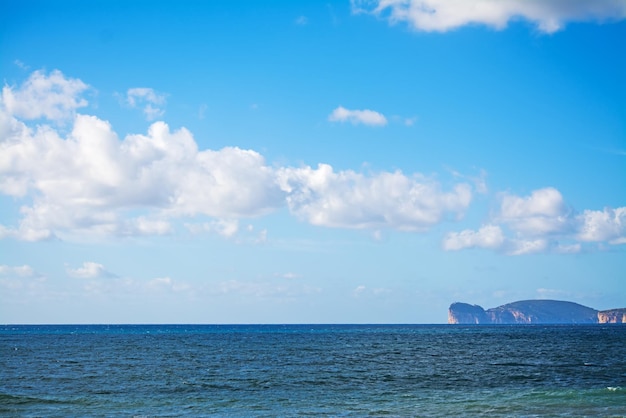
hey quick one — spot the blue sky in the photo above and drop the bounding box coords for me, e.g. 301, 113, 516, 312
1, 0, 624, 324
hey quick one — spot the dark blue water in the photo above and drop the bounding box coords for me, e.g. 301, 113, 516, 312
1, 325, 625, 416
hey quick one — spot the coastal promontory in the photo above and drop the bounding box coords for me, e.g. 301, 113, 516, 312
448, 300, 626, 324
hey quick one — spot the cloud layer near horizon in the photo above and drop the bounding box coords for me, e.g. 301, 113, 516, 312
352, 0, 626, 33
0, 70, 475, 241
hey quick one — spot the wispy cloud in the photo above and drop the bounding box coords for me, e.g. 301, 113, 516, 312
276, 272, 301, 280
352, 0, 626, 33
0, 264, 38, 278
213, 279, 321, 299
328, 106, 387, 126
198, 103, 208, 119
14, 59, 30, 70
352, 285, 392, 298
126, 87, 166, 120
0, 264, 46, 293
66, 262, 116, 279
185, 219, 240, 238
404, 116, 417, 126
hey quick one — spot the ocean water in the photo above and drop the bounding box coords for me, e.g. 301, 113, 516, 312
1, 325, 625, 417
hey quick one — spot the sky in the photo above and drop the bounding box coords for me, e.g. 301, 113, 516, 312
0, 0, 624, 324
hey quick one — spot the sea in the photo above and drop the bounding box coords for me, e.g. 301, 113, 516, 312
1, 324, 625, 417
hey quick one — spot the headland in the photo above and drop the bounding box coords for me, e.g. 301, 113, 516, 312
448, 300, 626, 324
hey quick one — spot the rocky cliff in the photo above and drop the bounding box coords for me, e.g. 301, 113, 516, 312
448, 303, 489, 324
448, 300, 626, 324
598, 308, 626, 323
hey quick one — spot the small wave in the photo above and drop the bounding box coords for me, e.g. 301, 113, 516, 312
583, 362, 601, 367
607, 386, 622, 392
0, 392, 64, 405
490, 362, 531, 367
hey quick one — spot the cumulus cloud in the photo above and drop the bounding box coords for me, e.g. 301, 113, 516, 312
126, 87, 166, 120
352, 0, 626, 33
277, 164, 472, 231
577, 207, 626, 243
1, 69, 89, 121
67, 261, 116, 279
444, 187, 626, 255
0, 70, 479, 241
0, 97, 284, 240
2, 69, 622, 253
498, 187, 572, 236
328, 106, 387, 126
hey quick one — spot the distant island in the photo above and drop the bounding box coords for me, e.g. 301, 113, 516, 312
448, 300, 626, 324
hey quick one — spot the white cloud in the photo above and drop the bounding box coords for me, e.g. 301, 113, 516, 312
352, 0, 626, 33
450, 168, 488, 195
404, 116, 417, 126
0, 264, 37, 278
126, 87, 166, 120
1, 69, 89, 121
295, 15, 308, 25
506, 238, 549, 255
185, 219, 239, 238
0, 99, 284, 240
498, 187, 572, 236
353, 285, 367, 297
536, 287, 573, 299
444, 187, 625, 255
0, 69, 525, 243
352, 284, 391, 298
0, 264, 45, 293
130, 217, 173, 236
214, 279, 320, 299
146, 276, 190, 293
443, 224, 504, 251
0, 224, 54, 241
168, 143, 283, 219
254, 228, 268, 244
279, 272, 301, 279
577, 207, 626, 242
554, 243, 582, 254
198, 104, 208, 119
1, 71, 475, 241
14, 60, 30, 70
328, 106, 387, 126
277, 163, 472, 231
67, 261, 115, 279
